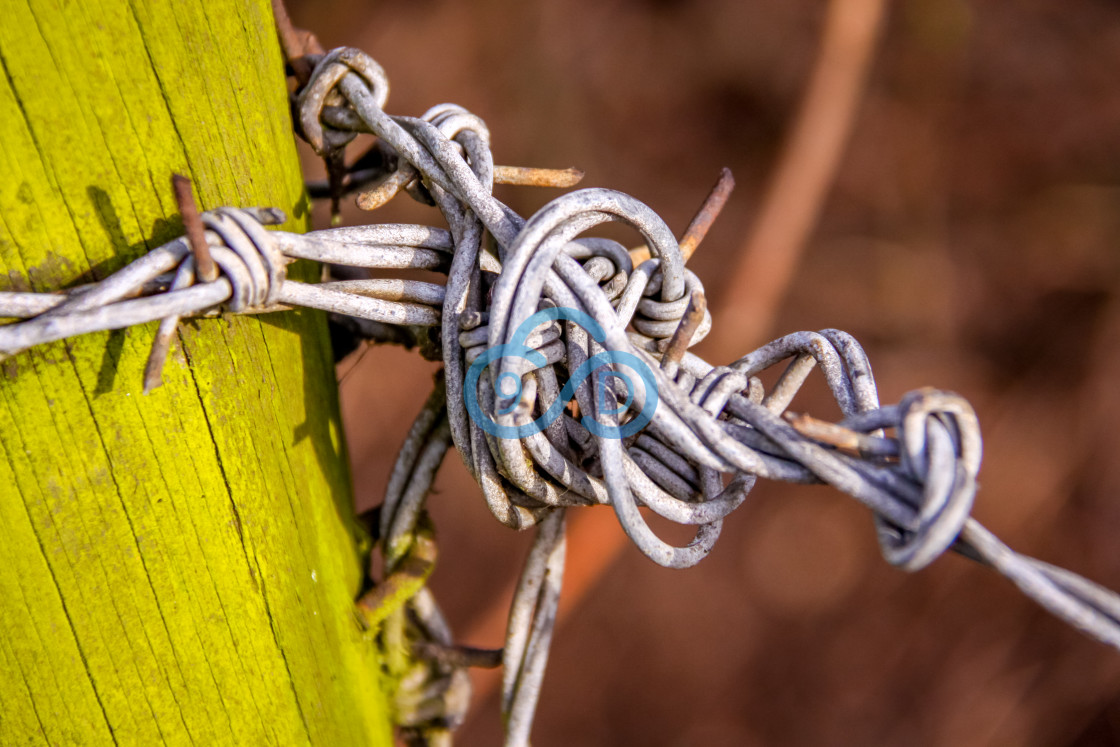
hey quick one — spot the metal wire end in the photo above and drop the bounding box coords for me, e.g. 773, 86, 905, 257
660, 290, 708, 369
271, 0, 324, 86
356, 165, 415, 211
631, 167, 735, 265
784, 410, 899, 458
142, 259, 195, 395
413, 642, 504, 670
144, 174, 211, 394
679, 167, 735, 261
492, 165, 584, 188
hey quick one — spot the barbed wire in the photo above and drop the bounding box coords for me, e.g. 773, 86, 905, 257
3, 38, 1119, 747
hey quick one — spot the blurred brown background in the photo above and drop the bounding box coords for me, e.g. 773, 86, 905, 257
289, 0, 1120, 744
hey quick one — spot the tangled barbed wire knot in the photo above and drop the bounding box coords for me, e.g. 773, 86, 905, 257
5, 30, 1120, 747
300, 47, 390, 156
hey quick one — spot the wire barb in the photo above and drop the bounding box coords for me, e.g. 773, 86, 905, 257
631, 166, 734, 266
493, 165, 584, 188
171, 174, 217, 283
661, 290, 707, 368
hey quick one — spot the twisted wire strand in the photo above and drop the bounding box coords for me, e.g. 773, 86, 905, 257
0, 211, 449, 358
3, 42, 1119, 747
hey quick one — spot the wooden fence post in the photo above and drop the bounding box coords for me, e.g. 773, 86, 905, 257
0, 1, 392, 743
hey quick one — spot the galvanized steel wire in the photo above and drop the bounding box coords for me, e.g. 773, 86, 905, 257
2, 43, 1120, 747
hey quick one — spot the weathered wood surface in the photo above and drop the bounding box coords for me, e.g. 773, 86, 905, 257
0, 1, 391, 743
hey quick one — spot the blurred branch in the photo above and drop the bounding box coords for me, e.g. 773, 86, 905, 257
713, 0, 889, 350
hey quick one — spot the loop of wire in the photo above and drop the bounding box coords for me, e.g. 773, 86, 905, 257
3, 43, 1120, 747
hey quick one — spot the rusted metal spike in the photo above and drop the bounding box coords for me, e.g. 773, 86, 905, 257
493, 165, 584, 188
631, 167, 735, 266
661, 290, 707, 367
171, 174, 218, 283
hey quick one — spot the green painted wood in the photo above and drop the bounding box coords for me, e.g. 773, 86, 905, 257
0, 1, 392, 744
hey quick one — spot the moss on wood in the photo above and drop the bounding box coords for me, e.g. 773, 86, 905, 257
0, 1, 391, 743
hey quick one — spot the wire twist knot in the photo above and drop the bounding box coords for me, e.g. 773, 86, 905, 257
875, 388, 981, 571
300, 47, 390, 156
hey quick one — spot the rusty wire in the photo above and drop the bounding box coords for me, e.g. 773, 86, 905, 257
3, 39, 1120, 747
